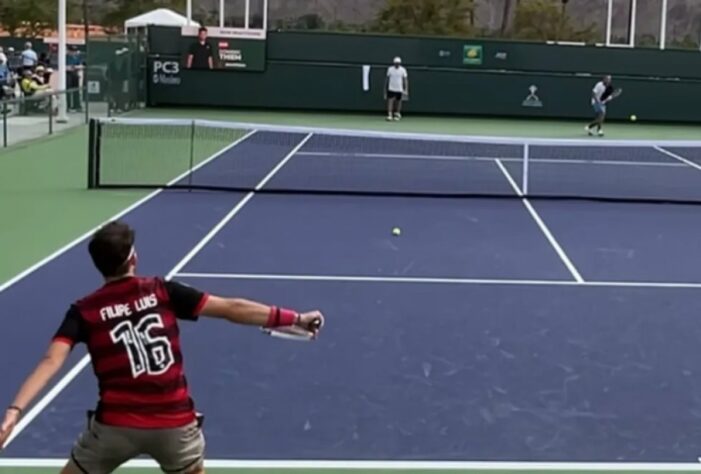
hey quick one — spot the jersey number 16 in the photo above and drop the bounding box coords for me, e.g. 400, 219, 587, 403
110, 314, 175, 378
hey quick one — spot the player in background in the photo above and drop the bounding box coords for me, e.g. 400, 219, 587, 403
586, 75, 613, 137
385, 56, 409, 121
0, 221, 324, 474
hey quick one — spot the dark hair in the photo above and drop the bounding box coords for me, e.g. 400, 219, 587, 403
198, 27, 208, 34
88, 221, 135, 277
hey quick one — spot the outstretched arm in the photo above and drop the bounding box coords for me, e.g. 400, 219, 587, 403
165, 280, 323, 333
0, 340, 72, 449
200, 296, 323, 333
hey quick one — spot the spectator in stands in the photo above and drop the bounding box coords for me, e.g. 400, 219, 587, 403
34, 65, 46, 84
0, 48, 16, 100
186, 27, 214, 70
20, 68, 52, 97
38, 51, 50, 69
66, 46, 83, 111
6, 47, 17, 70
35, 65, 53, 85
21, 42, 38, 73
0, 60, 10, 100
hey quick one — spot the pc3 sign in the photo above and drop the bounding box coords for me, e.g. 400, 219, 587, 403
152, 60, 181, 85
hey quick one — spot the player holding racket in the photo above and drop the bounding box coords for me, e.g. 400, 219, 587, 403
585, 75, 620, 137
0, 221, 323, 474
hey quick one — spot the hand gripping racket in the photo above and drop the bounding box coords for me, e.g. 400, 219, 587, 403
261, 317, 323, 342
605, 88, 623, 103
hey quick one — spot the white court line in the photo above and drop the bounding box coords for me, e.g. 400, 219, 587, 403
296, 151, 686, 168
166, 133, 313, 277
0, 129, 257, 294
2, 357, 92, 447
655, 146, 701, 172
174, 272, 701, 289
1, 130, 260, 448
495, 159, 584, 283
2, 458, 701, 471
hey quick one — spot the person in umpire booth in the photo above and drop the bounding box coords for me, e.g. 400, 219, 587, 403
187, 27, 214, 70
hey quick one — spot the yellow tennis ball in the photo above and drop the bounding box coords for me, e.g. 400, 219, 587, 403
392, 227, 401, 236
630, 114, 637, 122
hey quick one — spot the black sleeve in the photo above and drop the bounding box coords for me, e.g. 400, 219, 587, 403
188, 42, 197, 55
165, 281, 208, 321
53, 306, 86, 346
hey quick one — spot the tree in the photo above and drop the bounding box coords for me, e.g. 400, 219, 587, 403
511, 0, 596, 42
671, 34, 699, 50
0, 0, 56, 37
0, 0, 26, 35
374, 0, 475, 37
294, 13, 325, 30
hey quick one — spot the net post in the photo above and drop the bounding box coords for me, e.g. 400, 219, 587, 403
522, 143, 529, 195
188, 119, 196, 189
88, 118, 97, 188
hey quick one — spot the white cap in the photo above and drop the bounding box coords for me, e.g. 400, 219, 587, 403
393, 56, 402, 64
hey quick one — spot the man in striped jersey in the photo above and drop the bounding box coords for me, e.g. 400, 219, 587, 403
0, 221, 323, 473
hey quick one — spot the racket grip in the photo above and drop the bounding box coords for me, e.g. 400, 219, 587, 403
310, 317, 322, 331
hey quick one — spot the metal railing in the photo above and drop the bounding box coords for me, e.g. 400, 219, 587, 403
1, 86, 89, 148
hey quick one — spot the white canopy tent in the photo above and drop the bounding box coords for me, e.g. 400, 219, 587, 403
124, 8, 200, 33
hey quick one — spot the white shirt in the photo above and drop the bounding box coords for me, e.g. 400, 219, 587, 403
21, 49, 38, 67
592, 81, 606, 104
387, 66, 408, 93
0, 52, 6, 65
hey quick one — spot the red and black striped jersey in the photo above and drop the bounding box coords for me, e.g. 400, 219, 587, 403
53, 276, 209, 429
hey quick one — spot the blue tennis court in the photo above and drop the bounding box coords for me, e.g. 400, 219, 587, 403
4, 124, 701, 470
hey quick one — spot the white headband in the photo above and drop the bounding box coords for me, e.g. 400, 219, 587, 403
122, 246, 135, 265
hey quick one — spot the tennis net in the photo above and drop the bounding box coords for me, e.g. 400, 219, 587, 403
88, 117, 701, 204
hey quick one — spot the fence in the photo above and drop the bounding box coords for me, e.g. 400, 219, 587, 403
0, 31, 147, 149
0, 87, 89, 148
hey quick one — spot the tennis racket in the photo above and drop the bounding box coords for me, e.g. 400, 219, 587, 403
261, 317, 323, 342
605, 88, 623, 102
